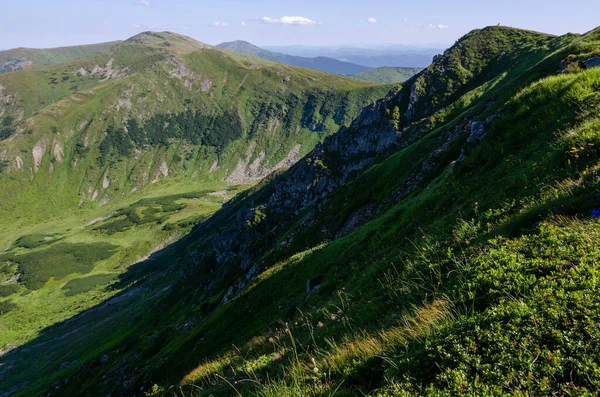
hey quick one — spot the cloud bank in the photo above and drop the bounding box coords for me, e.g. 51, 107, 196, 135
262, 16, 317, 25
429, 24, 449, 29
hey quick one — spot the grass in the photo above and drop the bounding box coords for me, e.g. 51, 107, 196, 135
352, 67, 423, 84
61, 273, 117, 296
132, 28, 600, 396
5, 242, 118, 290
0, 40, 120, 73
2, 26, 600, 397
0, 30, 385, 355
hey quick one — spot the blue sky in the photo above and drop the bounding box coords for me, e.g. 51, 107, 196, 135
1, 0, 597, 49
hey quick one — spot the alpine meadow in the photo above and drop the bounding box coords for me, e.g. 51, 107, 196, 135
0, 2, 599, 396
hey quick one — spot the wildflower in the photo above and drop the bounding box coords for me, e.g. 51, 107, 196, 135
592, 208, 600, 219
463, 258, 468, 264
377, 353, 387, 358
538, 248, 543, 253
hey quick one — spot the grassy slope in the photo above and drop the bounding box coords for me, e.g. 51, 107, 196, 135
0, 41, 121, 73
3, 26, 600, 397
352, 66, 423, 83
0, 32, 387, 356
155, 26, 600, 395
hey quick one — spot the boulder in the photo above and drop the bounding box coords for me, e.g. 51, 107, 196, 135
467, 121, 486, 143
585, 57, 600, 69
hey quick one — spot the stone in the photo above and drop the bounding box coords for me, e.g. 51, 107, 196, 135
272, 353, 283, 363
467, 121, 486, 143
585, 57, 600, 69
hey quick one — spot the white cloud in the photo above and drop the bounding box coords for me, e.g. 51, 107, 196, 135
132, 24, 141, 28
367, 17, 377, 23
240, 21, 248, 27
404, 17, 408, 22
262, 16, 317, 25
137, 0, 149, 6
212, 21, 228, 28
429, 24, 449, 29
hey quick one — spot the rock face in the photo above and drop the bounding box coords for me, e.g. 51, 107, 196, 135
467, 121, 486, 143
585, 57, 600, 69
193, 29, 533, 305
0, 58, 33, 73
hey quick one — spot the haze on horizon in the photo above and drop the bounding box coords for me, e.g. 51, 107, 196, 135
1, 0, 597, 50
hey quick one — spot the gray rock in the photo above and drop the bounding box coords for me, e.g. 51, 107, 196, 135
467, 121, 486, 143
585, 57, 600, 69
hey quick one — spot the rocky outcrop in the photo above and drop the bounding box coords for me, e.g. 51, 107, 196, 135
0, 58, 33, 73
86, 58, 130, 81
225, 143, 302, 185
585, 57, 600, 69
32, 142, 45, 172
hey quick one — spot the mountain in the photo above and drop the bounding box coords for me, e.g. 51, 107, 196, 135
217, 40, 371, 75
3, 25, 600, 397
0, 29, 388, 383
352, 66, 423, 83
0, 41, 121, 74
264, 44, 445, 68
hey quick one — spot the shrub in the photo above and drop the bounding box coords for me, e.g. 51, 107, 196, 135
9, 243, 118, 289
61, 274, 117, 296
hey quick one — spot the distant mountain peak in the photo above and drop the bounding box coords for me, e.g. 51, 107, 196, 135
125, 31, 209, 53
217, 40, 370, 75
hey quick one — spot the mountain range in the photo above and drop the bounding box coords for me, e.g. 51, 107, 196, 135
217, 40, 371, 75
263, 43, 445, 68
0, 25, 600, 397
218, 40, 424, 83
0, 41, 120, 73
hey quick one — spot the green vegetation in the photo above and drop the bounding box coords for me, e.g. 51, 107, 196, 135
0, 40, 120, 73
0, 30, 384, 363
61, 273, 117, 296
3, 242, 118, 289
0, 284, 20, 297
12, 233, 61, 249
0, 300, 16, 315
1, 26, 600, 397
352, 66, 422, 83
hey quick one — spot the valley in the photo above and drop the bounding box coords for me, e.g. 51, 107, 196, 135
0, 18, 599, 397
0, 31, 387, 364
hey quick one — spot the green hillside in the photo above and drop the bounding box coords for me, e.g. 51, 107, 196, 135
2, 25, 600, 397
0, 31, 387, 365
352, 66, 423, 83
0, 41, 121, 73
